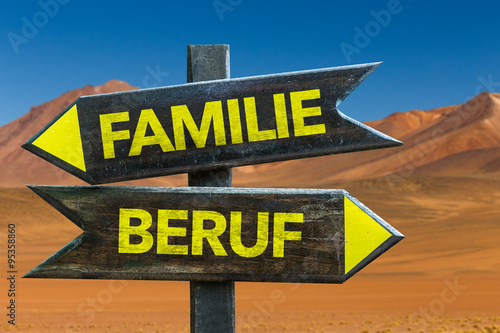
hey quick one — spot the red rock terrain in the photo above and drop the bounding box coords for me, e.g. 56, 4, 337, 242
1, 80, 499, 188
1, 82, 500, 333
234, 91, 500, 188
0, 80, 148, 187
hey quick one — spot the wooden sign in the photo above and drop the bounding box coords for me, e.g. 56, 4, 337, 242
24, 185, 403, 283
22, 63, 401, 185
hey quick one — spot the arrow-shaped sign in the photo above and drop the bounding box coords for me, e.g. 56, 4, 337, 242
25, 186, 403, 283
23, 63, 401, 185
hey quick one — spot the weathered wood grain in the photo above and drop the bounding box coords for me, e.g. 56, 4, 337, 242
187, 44, 235, 333
24, 186, 403, 283
22, 62, 401, 185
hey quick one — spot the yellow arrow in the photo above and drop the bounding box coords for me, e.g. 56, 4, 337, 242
32, 105, 86, 172
344, 196, 391, 275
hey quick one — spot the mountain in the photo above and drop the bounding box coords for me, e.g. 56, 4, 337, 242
234, 92, 500, 188
0, 80, 175, 187
1, 80, 499, 188
2, 83, 500, 329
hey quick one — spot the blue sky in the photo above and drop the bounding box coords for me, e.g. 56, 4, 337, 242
1, 0, 499, 127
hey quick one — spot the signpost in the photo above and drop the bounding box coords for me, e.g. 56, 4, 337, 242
24, 185, 403, 283
22, 58, 401, 185
23, 45, 404, 333
186, 44, 235, 333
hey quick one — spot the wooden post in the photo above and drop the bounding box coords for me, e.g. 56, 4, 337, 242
187, 44, 235, 333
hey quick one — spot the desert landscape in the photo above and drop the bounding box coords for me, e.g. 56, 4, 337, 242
1, 81, 500, 332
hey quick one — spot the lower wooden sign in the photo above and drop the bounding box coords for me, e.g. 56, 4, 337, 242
25, 186, 403, 283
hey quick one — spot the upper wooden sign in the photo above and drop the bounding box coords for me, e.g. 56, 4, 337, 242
22, 63, 401, 185
24, 185, 404, 283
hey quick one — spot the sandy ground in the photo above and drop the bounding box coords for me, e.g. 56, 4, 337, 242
1, 174, 500, 332
3, 277, 499, 332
